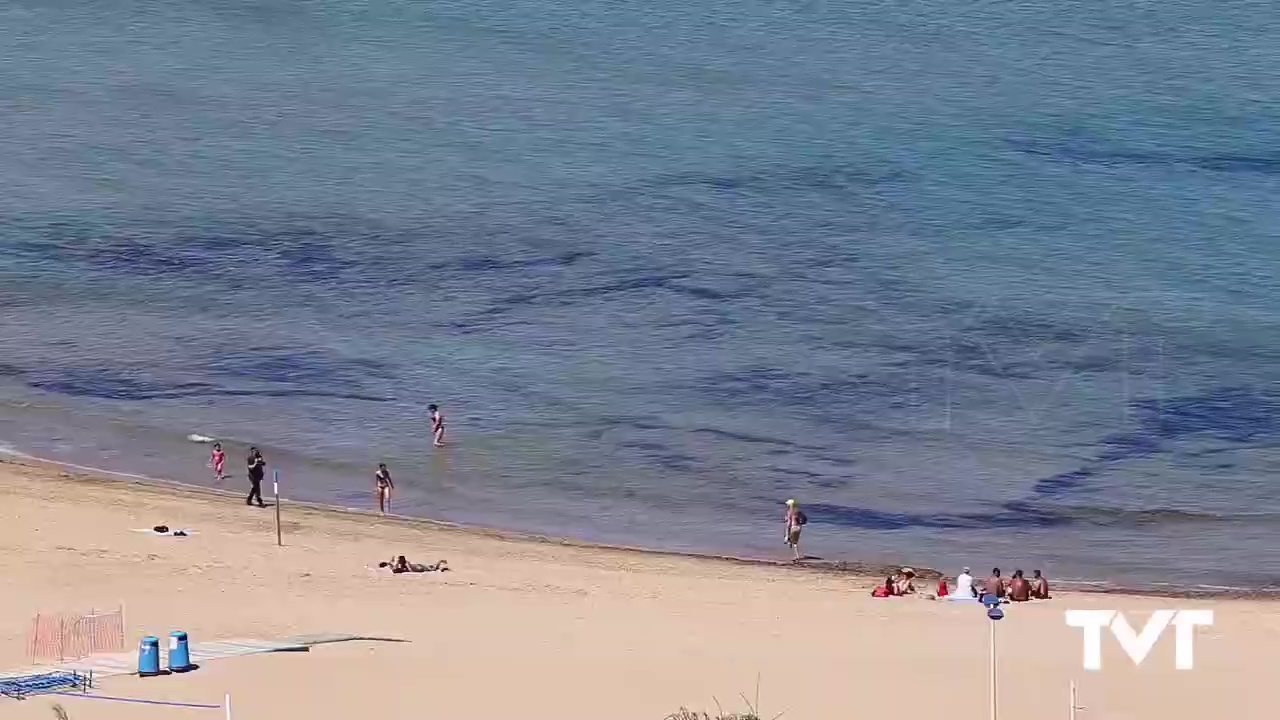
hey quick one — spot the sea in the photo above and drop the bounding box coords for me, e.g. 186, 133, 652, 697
2, 0, 1278, 590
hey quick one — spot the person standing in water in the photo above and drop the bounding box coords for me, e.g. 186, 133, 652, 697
429, 404, 446, 447
245, 447, 266, 508
209, 442, 226, 481
783, 498, 807, 562
374, 463, 394, 515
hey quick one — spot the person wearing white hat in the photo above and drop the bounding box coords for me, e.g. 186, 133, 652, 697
894, 567, 917, 595
782, 499, 807, 562
952, 566, 977, 599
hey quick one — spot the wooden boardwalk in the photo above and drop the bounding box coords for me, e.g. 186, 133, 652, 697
0, 634, 401, 682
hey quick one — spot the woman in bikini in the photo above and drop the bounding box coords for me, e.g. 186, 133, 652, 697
783, 498, 805, 562
429, 404, 445, 447
374, 463, 394, 515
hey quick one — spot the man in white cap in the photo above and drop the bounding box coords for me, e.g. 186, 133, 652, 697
952, 566, 977, 599
783, 499, 806, 562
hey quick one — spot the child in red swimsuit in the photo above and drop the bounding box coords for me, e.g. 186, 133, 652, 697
209, 443, 226, 480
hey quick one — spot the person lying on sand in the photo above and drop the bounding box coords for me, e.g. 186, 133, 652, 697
378, 555, 449, 573
1030, 569, 1050, 599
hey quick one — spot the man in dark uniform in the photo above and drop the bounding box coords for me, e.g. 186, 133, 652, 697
246, 447, 266, 507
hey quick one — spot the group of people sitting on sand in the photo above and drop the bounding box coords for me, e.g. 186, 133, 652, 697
871, 568, 923, 597
872, 566, 1051, 601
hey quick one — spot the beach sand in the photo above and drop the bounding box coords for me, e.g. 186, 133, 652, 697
1, 456, 1276, 719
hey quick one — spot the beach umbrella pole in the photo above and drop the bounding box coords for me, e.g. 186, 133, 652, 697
989, 618, 998, 720
273, 471, 282, 547
981, 594, 1004, 720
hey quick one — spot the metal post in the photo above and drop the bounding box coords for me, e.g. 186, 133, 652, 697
989, 618, 998, 720
273, 471, 281, 547
225, 693, 232, 720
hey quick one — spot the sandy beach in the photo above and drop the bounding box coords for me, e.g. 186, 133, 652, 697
1, 456, 1276, 720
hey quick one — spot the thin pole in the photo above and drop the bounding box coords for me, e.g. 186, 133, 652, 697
1069, 681, 1077, 720
989, 619, 998, 720
273, 471, 282, 547
225, 693, 232, 720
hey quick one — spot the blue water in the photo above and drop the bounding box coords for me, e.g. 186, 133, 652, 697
2, 0, 1279, 588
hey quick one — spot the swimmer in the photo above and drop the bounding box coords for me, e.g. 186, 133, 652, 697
375, 463, 394, 515
429, 404, 446, 447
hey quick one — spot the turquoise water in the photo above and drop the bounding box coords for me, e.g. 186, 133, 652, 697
2, 0, 1278, 588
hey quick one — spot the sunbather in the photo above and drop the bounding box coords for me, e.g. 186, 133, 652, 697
378, 555, 448, 573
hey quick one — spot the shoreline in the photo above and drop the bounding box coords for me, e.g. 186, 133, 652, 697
5, 450, 1275, 602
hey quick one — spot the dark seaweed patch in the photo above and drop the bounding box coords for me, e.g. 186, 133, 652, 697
648, 163, 909, 196
1028, 387, 1280, 497
456, 272, 691, 326
428, 250, 595, 274
206, 347, 392, 387
1007, 137, 1280, 176
799, 499, 1275, 532
27, 362, 391, 402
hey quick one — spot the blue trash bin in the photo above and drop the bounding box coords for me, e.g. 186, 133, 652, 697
168, 631, 193, 672
138, 636, 161, 676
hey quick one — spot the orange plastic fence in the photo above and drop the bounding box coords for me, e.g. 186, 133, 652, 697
27, 607, 125, 663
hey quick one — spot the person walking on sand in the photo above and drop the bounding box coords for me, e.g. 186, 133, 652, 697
245, 447, 266, 507
209, 442, 226, 481
783, 498, 807, 562
429, 404, 446, 447
374, 463, 394, 515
